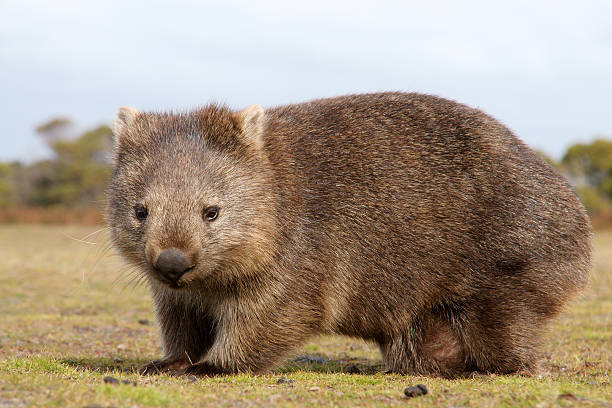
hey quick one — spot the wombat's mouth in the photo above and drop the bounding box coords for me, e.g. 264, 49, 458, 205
148, 265, 195, 290
154, 274, 188, 290
167, 280, 186, 289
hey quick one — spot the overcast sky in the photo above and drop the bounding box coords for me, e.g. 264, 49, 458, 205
1, 0, 611, 161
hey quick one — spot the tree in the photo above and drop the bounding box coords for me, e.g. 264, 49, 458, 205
35, 117, 74, 145
31, 125, 113, 207
0, 163, 13, 207
562, 138, 612, 214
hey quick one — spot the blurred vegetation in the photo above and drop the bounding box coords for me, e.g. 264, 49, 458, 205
0, 118, 112, 209
0, 117, 611, 220
560, 139, 612, 215
536, 139, 612, 216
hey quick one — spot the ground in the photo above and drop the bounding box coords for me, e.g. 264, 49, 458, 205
0, 225, 610, 408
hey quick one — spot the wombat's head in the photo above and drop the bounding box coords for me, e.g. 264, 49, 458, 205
106, 104, 278, 290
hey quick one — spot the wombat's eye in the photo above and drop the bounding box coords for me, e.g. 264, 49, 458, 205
203, 206, 219, 221
133, 204, 148, 221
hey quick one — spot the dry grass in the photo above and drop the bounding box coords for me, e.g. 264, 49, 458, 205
0, 224, 610, 407
0, 208, 104, 225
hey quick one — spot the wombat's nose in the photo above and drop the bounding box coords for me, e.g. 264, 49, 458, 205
155, 248, 192, 282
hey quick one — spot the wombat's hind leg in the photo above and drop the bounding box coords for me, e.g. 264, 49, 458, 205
420, 318, 466, 376
380, 314, 467, 377
458, 290, 546, 376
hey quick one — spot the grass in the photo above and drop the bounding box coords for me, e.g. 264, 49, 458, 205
0, 208, 104, 225
0, 224, 610, 407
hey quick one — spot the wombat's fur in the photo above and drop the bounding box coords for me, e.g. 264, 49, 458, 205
107, 92, 591, 377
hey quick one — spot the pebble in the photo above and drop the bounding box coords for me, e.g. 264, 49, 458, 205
291, 355, 327, 364
186, 375, 198, 382
277, 376, 296, 384
113, 357, 123, 363
404, 384, 428, 398
103, 376, 120, 385
137, 319, 151, 325
558, 393, 578, 401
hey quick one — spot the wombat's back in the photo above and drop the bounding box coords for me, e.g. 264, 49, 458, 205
264, 92, 591, 374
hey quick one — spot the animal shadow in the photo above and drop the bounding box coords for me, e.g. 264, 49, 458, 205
61, 357, 148, 374
61, 354, 385, 376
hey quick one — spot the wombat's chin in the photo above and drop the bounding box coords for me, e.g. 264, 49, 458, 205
141, 265, 187, 289
167, 281, 187, 290
150, 266, 211, 290
149, 273, 186, 290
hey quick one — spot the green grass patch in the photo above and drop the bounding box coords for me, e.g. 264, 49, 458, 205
0, 356, 71, 375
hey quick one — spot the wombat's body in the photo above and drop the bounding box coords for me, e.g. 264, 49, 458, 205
107, 93, 591, 377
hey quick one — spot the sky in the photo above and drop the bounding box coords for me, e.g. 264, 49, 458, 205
1, 0, 611, 161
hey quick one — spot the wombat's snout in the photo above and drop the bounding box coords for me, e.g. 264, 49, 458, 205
154, 247, 193, 284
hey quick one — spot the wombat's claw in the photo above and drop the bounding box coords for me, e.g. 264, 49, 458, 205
138, 358, 189, 376
462, 370, 489, 378
178, 361, 225, 377
138, 361, 161, 375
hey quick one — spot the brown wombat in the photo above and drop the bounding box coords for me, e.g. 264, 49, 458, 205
107, 92, 591, 377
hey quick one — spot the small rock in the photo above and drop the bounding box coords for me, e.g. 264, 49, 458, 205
345, 364, 361, 374
113, 357, 123, 363
185, 375, 198, 382
308, 386, 321, 392
292, 355, 327, 364
137, 319, 151, 325
117, 344, 128, 351
404, 384, 428, 398
277, 376, 296, 384
121, 379, 137, 386
103, 376, 120, 385
558, 393, 578, 401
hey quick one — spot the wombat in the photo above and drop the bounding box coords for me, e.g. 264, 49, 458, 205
107, 92, 591, 377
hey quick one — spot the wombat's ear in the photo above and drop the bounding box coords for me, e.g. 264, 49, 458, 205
235, 104, 265, 150
112, 106, 140, 146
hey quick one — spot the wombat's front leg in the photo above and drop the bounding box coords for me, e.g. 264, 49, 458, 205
178, 300, 317, 376
139, 292, 216, 375
178, 331, 304, 376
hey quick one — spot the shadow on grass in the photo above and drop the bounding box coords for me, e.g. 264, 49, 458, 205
278, 354, 386, 375
61, 357, 147, 374
61, 354, 386, 376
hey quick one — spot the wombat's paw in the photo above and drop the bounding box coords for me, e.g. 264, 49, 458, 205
462, 370, 490, 379
138, 358, 190, 375
176, 361, 227, 377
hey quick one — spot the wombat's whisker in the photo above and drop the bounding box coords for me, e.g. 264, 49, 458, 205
79, 226, 109, 242
62, 232, 97, 245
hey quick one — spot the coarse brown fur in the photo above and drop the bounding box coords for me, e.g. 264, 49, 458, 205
106, 92, 592, 378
